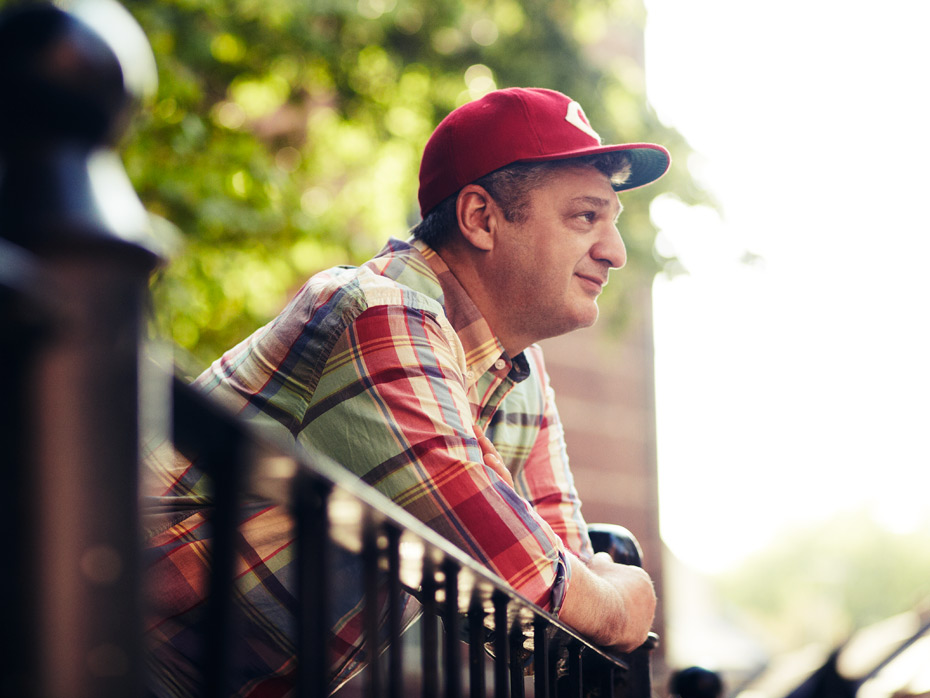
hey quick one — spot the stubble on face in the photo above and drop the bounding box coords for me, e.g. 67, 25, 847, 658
486, 166, 623, 352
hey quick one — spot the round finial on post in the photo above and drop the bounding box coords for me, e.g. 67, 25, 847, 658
0, 0, 156, 153
0, 0, 160, 257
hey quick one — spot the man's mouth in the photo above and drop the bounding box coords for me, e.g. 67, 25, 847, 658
575, 273, 607, 293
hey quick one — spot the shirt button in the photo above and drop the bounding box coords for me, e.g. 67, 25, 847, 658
465, 370, 475, 381
494, 359, 507, 371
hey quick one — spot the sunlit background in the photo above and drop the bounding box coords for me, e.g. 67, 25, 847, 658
643, 0, 930, 674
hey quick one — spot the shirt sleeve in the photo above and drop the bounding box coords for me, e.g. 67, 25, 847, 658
297, 304, 571, 611
511, 345, 595, 563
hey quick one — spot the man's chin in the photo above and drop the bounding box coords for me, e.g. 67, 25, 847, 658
535, 304, 600, 342
563, 307, 599, 335
579, 303, 600, 328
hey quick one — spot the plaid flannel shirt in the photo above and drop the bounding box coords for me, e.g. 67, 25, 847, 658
145, 238, 594, 696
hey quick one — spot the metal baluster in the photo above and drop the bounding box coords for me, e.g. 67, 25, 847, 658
294, 472, 331, 698
385, 525, 403, 698
362, 511, 382, 698
467, 588, 485, 698
442, 559, 461, 698
492, 591, 509, 698
601, 664, 615, 698
624, 637, 656, 698
567, 642, 583, 698
171, 379, 244, 698
548, 635, 560, 698
509, 621, 524, 698
421, 555, 439, 698
203, 430, 246, 698
533, 616, 549, 698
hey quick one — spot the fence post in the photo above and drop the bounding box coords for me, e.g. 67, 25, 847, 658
589, 524, 656, 698
0, 241, 50, 698
0, 2, 160, 696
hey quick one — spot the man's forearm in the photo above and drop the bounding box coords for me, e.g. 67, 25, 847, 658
557, 552, 656, 653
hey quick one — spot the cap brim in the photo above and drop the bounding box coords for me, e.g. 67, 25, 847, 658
515, 142, 671, 192
613, 144, 671, 191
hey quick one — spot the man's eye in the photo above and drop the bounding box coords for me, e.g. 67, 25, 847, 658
579, 212, 596, 223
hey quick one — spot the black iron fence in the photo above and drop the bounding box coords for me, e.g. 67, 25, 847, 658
0, 2, 655, 696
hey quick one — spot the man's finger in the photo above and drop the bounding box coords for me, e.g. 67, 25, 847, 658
472, 424, 513, 487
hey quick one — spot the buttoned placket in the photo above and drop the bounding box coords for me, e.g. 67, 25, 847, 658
472, 355, 520, 427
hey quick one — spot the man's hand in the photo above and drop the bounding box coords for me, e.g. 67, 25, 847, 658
586, 552, 656, 652
473, 423, 514, 488
558, 552, 656, 653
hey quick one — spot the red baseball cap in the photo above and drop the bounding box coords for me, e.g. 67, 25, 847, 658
417, 87, 671, 217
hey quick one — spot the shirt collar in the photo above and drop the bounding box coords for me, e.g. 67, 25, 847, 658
372, 238, 528, 385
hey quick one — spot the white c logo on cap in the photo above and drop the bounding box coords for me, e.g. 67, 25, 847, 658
565, 101, 601, 142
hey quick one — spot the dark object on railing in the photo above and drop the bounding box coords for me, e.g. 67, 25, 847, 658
589, 524, 644, 567
0, 2, 160, 697
783, 651, 855, 698
669, 666, 724, 698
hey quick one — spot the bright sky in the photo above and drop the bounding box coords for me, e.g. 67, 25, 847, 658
643, 0, 930, 573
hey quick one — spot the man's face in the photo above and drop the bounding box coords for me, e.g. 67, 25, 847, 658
487, 164, 627, 349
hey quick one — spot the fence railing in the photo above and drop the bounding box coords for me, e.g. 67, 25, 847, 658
0, 2, 655, 696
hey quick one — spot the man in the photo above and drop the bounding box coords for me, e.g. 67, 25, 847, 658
145, 87, 670, 695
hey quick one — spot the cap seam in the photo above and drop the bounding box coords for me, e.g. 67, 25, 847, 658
445, 111, 461, 202
516, 90, 545, 156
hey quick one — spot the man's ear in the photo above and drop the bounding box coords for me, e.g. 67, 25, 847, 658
456, 184, 499, 252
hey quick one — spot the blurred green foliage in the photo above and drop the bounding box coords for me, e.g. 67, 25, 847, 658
114, 0, 707, 364
716, 511, 930, 652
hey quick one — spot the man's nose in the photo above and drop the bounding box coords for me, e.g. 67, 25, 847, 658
594, 224, 627, 269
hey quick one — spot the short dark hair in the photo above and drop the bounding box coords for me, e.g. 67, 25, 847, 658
410, 151, 632, 250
